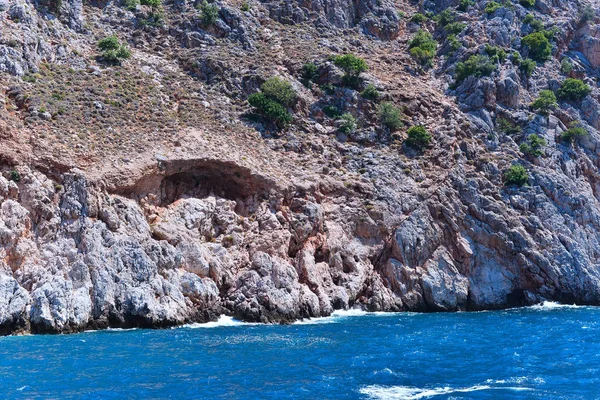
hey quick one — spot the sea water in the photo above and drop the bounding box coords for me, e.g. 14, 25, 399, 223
1, 303, 599, 399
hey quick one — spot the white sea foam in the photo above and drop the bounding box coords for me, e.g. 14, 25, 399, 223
529, 301, 580, 310
180, 315, 248, 329
294, 309, 401, 325
360, 384, 532, 399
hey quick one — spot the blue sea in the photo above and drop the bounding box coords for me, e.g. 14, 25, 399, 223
1, 303, 599, 399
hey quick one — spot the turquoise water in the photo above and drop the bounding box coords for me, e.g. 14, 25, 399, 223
1, 304, 600, 399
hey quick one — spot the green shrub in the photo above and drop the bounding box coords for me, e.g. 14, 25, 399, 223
531, 90, 557, 114
484, 1, 502, 14
334, 54, 368, 76
484, 44, 506, 63
557, 78, 591, 101
378, 102, 403, 131
360, 84, 380, 100
504, 164, 528, 186
510, 51, 522, 65
98, 36, 131, 64
411, 13, 428, 23
8, 170, 20, 183
260, 77, 297, 107
409, 29, 437, 67
240, 1, 250, 11
198, 0, 219, 25
497, 118, 522, 134
561, 124, 588, 143
521, 32, 551, 62
434, 9, 455, 26
334, 54, 368, 88
455, 54, 497, 83
448, 35, 462, 53
529, 18, 544, 31
458, 0, 474, 11
519, 134, 546, 157
338, 113, 357, 135
519, 0, 535, 8
561, 59, 573, 74
301, 62, 319, 86
323, 105, 341, 118
248, 92, 292, 128
140, 0, 160, 7
520, 58, 536, 77
541, 27, 559, 40
124, 0, 139, 11
405, 125, 432, 150
445, 22, 466, 35
580, 4, 596, 23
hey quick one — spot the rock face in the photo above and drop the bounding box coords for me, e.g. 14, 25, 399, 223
577, 24, 600, 68
0, 0, 599, 335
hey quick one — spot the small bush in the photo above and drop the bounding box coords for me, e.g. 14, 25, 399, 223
378, 102, 403, 131
557, 78, 591, 101
434, 9, 455, 26
519, 134, 546, 157
484, 1, 502, 14
504, 164, 528, 186
497, 118, 522, 134
520, 58, 536, 77
561, 124, 588, 143
334, 54, 368, 88
521, 32, 551, 62
523, 13, 535, 24
240, 1, 250, 11
519, 0, 535, 8
405, 125, 432, 150
445, 22, 466, 35
333, 54, 368, 76
531, 90, 557, 114
447, 35, 462, 53
248, 92, 292, 128
140, 0, 160, 7
561, 59, 573, 74
260, 77, 297, 107
323, 105, 341, 118
8, 170, 20, 183
455, 54, 497, 84
98, 36, 131, 64
409, 29, 437, 67
338, 113, 357, 135
411, 13, 428, 23
301, 62, 319, 86
124, 0, 139, 11
510, 51, 522, 65
484, 44, 506, 63
458, 0, 474, 11
360, 84, 380, 100
580, 4, 596, 23
198, 0, 219, 25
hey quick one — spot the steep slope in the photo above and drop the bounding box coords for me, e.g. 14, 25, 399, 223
0, 0, 598, 333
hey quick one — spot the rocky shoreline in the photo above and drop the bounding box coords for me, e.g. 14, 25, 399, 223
0, 154, 599, 336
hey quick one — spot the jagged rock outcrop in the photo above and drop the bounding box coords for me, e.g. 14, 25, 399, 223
0, 0, 599, 335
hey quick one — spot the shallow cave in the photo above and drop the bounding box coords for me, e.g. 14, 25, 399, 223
160, 165, 264, 205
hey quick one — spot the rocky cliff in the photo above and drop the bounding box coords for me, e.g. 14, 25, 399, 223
0, 0, 599, 333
